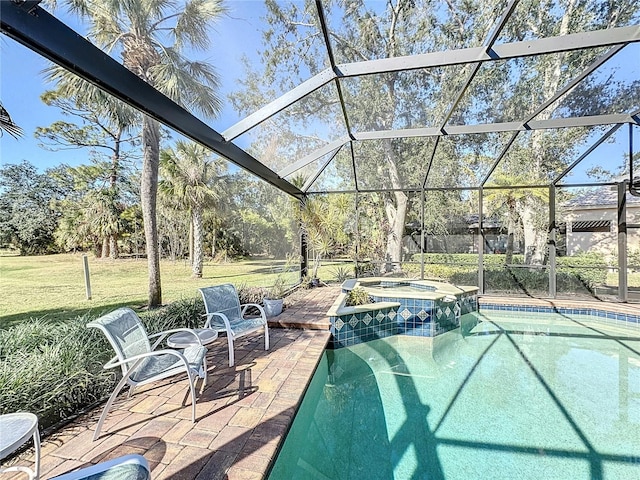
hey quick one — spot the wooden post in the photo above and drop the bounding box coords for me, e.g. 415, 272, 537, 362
83, 255, 92, 300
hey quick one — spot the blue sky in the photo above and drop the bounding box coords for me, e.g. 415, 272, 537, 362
0, 1, 267, 172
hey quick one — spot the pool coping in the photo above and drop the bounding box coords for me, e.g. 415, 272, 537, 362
478, 295, 640, 328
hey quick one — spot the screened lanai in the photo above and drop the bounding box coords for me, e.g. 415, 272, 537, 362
2, 0, 639, 302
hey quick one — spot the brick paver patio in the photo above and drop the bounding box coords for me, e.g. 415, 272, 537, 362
1, 287, 339, 480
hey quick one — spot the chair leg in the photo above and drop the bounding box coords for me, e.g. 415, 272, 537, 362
188, 371, 198, 423
264, 324, 270, 351
93, 375, 130, 441
227, 334, 235, 367
199, 358, 208, 393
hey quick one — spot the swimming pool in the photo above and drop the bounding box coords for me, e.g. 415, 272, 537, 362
268, 310, 640, 479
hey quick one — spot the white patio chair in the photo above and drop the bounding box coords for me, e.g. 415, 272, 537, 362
87, 308, 208, 441
51, 454, 150, 480
199, 284, 269, 367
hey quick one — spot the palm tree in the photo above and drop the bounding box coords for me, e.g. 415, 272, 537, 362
160, 141, 224, 278
484, 173, 549, 265
37, 78, 140, 259
65, 0, 225, 305
0, 102, 23, 139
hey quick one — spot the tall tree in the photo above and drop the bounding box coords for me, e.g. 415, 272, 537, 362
0, 161, 63, 254
475, 0, 639, 263
231, 0, 503, 272
36, 86, 139, 258
64, 0, 226, 306
159, 141, 225, 278
484, 173, 549, 264
233, 0, 639, 270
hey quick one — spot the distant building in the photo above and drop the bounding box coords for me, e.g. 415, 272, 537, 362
561, 183, 640, 260
403, 215, 523, 256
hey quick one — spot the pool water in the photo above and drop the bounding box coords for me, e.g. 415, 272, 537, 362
268, 311, 640, 479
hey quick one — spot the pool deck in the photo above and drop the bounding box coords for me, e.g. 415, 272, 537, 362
2, 287, 639, 479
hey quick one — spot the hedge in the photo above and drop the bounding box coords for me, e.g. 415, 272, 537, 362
408, 252, 607, 293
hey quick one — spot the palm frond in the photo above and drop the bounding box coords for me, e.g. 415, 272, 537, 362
0, 103, 23, 139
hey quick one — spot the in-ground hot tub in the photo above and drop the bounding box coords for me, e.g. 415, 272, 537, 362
327, 278, 479, 348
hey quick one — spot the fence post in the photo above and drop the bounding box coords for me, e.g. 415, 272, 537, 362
83, 255, 92, 300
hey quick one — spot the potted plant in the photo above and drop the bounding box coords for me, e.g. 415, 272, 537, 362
345, 287, 372, 306
263, 255, 296, 317
263, 273, 287, 317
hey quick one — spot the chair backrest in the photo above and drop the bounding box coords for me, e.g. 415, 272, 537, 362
87, 308, 151, 375
199, 284, 242, 328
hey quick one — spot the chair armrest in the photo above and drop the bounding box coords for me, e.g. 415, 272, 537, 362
203, 312, 233, 332
149, 328, 203, 350
241, 303, 267, 321
51, 454, 150, 480
104, 348, 195, 374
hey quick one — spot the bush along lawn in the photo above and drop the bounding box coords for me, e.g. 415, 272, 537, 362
0, 284, 271, 435
410, 251, 607, 294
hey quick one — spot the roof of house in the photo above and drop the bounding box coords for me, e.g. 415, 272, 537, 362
564, 185, 640, 209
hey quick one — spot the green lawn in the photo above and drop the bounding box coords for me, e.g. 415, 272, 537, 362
0, 253, 303, 326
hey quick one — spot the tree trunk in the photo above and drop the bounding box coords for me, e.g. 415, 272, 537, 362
522, 0, 576, 265
109, 234, 119, 259
189, 219, 194, 266
520, 202, 545, 265
381, 139, 407, 273
383, 191, 408, 272
505, 232, 514, 265
505, 203, 516, 264
141, 115, 162, 307
101, 237, 109, 259
211, 227, 216, 259
192, 207, 204, 278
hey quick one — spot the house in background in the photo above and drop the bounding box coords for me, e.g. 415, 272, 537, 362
561, 182, 640, 261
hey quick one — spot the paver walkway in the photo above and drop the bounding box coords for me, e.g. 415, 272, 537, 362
1, 287, 339, 480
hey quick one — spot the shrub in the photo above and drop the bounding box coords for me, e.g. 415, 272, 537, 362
409, 251, 607, 294
0, 316, 114, 431
141, 297, 204, 331
237, 284, 269, 305
0, 296, 232, 433
556, 251, 607, 289
331, 265, 352, 283
345, 287, 372, 306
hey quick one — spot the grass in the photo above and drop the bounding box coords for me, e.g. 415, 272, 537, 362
0, 253, 306, 327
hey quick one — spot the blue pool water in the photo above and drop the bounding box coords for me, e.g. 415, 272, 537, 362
268, 311, 640, 479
